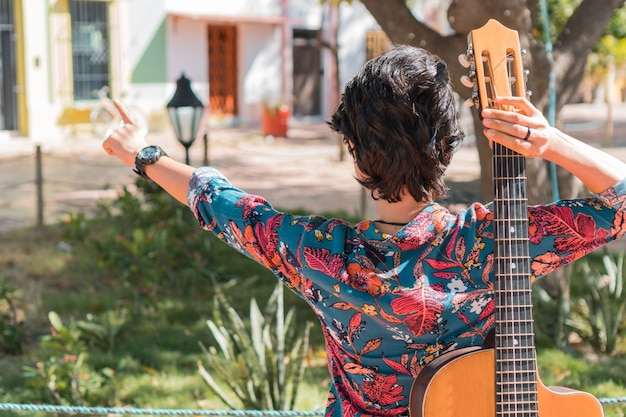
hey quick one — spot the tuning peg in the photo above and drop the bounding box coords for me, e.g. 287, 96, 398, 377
523, 68, 530, 82
460, 74, 474, 88
458, 53, 471, 68
463, 93, 479, 108
525, 90, 533, 99
521, 48, 527, 55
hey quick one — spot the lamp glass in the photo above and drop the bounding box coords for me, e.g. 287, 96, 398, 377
167, 106, 203, 146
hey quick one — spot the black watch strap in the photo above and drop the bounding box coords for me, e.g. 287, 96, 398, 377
133, 145, 168, 179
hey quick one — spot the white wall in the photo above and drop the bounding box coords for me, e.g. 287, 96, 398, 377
163, 0, 282, 18
166, 15, 209, 99
240, 23, 282, 125
22, 1, 62, 140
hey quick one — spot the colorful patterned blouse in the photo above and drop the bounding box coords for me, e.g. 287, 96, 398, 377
187, 167, 626, 417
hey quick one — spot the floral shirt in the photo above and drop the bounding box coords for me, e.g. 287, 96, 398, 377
187, 167, 626, 417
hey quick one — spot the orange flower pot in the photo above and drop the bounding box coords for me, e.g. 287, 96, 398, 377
262, 105, 290, 137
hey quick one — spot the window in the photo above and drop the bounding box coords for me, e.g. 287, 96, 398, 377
0, 0, 17, 129
70, 0, 109, 100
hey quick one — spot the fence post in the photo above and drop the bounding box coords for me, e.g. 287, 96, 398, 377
35, 145, 44, 227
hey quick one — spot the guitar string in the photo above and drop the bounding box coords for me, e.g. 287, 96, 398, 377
488, 50, 537, 413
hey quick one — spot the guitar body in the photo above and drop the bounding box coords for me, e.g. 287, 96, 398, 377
410, 347, 604, 417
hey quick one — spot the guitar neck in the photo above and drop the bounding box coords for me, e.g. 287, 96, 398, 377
492, 142, 538, 414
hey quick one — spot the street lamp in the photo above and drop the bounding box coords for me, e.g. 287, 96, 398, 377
166, 73, 205, 164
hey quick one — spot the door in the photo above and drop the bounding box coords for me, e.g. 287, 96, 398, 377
0, 0, 17, 130
208, 25, 237, 117
292, 29, 321, 117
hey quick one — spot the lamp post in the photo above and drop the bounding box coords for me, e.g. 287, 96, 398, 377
166, 73, 205, 165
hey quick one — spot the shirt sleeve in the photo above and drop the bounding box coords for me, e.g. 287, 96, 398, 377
186, 167, 351, 296
528, 178, 626, 278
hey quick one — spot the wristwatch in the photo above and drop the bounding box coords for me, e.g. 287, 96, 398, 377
133, 145, 167, 179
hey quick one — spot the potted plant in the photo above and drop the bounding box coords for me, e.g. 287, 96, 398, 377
262, 100, 290, 137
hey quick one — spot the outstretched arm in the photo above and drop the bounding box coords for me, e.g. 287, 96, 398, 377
481, 96, 626, 194
102, 100, 194, 205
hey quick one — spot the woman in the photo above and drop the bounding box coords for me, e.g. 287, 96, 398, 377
103, 45, 626, 416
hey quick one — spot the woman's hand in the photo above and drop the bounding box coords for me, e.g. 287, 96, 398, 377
102, 100, 148, 166
480, 96, 554, 159
481, 95, 626, 193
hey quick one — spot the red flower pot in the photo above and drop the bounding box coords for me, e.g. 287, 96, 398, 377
262, 105, 290, 137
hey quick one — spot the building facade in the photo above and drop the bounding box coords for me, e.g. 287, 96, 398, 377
4, 0, 446, 142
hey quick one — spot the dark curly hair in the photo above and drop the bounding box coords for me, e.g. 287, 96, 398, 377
329, 45, 463, 203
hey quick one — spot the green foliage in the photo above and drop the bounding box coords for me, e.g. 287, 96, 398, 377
75, 308, 129, 353
0, 278, 27, 354
22, 311, 118, 407
568, 249, 626, 355
532, 283, 568, 349
62, 179, 215, 303
198, 281, 313, 410
538, 0, 582, 44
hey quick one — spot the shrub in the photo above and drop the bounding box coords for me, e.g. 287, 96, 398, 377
198, 281, 313, 410
61, 180, 215, 303
22, 312, 118, 407
568, 249, 626, 355
0, 279, 27, 354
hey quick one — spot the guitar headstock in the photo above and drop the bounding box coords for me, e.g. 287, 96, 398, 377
459, 19, 530, 111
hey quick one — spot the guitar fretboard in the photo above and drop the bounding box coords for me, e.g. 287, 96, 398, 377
493, 142, 538, 416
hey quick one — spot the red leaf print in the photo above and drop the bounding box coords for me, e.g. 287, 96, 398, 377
531, 251, 563, 277
391, 284, 445, 337
481, 254, 493, 284
410, 353, 420, 377
362, 373, 405, 406
401, 353, 409, 367
454, 235, 467, 262
481, 315, 495, 335
432, 271, 458, 279
360, 338, 383, 356
304, 247, 344, 277
379, 307, 403, 324
331, 302, 354, 310
382, 355, 412, 376
477, 298, 494, 322
423, 258, 459, 271
528, 208, 545, 244
457, 311, 471, 326
613, 210, 626, 240
254, 216, 281, 255
349, 312, 362, 335
344, 362, 374, 375
553, 212, 610, 255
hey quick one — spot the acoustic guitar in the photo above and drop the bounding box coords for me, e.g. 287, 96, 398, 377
409, 19, 604, 417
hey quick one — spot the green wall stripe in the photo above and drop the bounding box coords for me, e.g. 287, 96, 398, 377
131, 17, 167, 83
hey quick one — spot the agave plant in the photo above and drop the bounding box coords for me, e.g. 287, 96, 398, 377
198, 281, 313, 410
568, 249, 626, 355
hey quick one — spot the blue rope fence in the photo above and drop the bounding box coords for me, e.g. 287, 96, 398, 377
0, 404, 324, 416
1, 399, 626, 416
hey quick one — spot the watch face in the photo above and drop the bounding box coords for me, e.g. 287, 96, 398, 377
138, 145, 161, 162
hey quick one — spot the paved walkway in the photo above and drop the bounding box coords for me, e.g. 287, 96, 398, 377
0, 102, 625, 232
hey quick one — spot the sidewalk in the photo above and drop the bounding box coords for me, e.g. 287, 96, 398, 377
1, 102, 625, 232
0, 119, 402, 231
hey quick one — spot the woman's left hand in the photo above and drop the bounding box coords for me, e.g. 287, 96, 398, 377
480, 96, 553, 158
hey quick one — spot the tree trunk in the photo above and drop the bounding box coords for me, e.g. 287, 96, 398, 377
359, 0, 626, 346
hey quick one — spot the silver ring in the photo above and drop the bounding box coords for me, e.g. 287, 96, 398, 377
524, 126, 531, 140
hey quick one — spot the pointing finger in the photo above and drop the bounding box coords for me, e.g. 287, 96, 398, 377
112, 99, 136, 125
